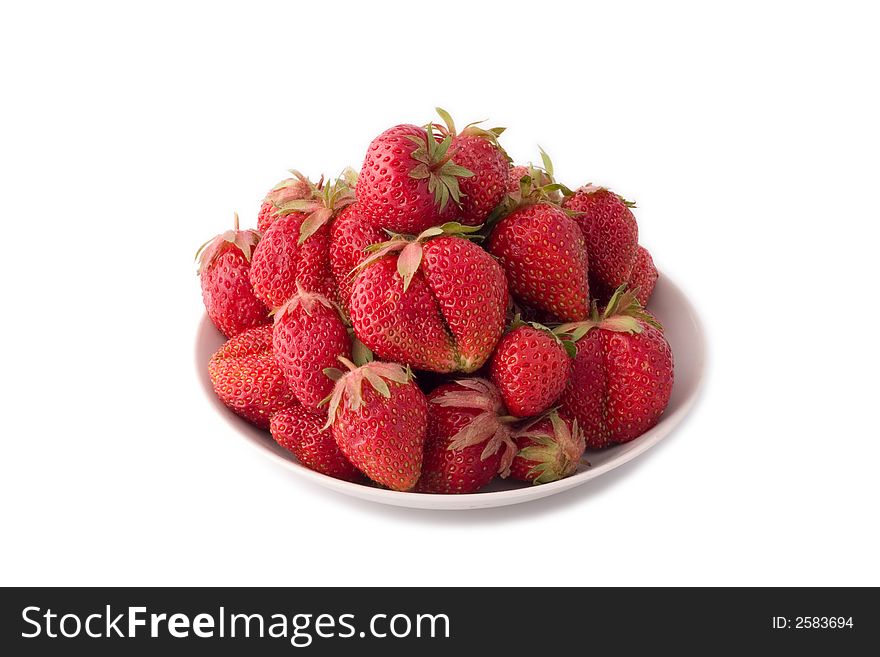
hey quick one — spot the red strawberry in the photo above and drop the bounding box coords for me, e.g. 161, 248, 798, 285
258, 170, 316, 233
556, 286, 674, 448
208, 325, 295, 429
329, 204, 386, 312
489, 322, 572, 417
250, 176, 354, 308
349, 224, 508, 373
272, 285, 352, 413
357, 123, 473, 234
628, 245, 658, 307
509, 410, 586, 484
325, 359, 428, 491
270, 405, 363, 482
432, 108, 508, 226
350, 257, 456, 372
562, 184, 639, 304
416, 379, 517, 494
196, 213, 269, 338
488, 202, 589, 322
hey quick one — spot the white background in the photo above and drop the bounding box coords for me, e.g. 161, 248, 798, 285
1, 1, 878, 586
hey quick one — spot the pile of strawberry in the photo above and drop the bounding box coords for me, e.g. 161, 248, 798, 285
197, 109, 674, 494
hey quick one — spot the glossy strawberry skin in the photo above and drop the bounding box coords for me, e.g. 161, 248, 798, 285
629, 246, 658, 307
420, 236, 508, 372
415, 383, 504, 494
257, 200, 279, 233
349, 236, 507, 373
329, 204, 386, 312
271, 405, 363, 482
490, 326, 570, 418
562, 187, 638, 304
453, 134, 508, 225
273, 302, 351, 413
249, 213, 336, 308
208, 325, 296, 429
349, 257, 458, 372
487, 203, 590, 322
559, 323, 673, 448
357, 124, 456, 234
332, 379, 428, 491
200, 244, 269, 338
557, 332, 610, 448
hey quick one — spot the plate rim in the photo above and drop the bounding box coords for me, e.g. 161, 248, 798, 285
195, 272, 705, 510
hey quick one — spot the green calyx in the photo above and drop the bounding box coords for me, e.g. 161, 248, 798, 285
488, 148, 568, 226
272, 281, 337, 322
275, 171, 356, 245
564, 183, 637, 209
553, 284, 663, 342
357, 221, 482, 293
406, 121, 474, 212
265, 170, 318, 207
509, 315, 577, 358
432, 106, 509, 155
320, 358, 414, 430
515, 410, 585, 484
194, 211, 261, 275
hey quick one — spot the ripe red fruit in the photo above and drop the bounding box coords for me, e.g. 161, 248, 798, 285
196, 213, 269, 338
270, 405, 363, 482
357, 123, 473, 234
556, 286, 674, 448
208, 325, 295, 429
329, 204, 386, 312
562, 184, 639, 304
487, 202, 590, 322
349, 225, 508, 373
509, 410, 586, 484
416, 379, 517, 494
272, 285, 352, 413
325, 359, 428, 491
629, 245, 658, 307
490, 322, 571, 418
258, 170, 316, 233
432, 108, 508, 226
250, 176, 354, 308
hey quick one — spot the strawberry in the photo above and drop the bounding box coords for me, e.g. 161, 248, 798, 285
357, 123, 473, 234
562, 184, 639, 304
349, 224, 508, 373
502, 152, 563, 208
487, 202, 589, 322
250, 176, 354, 308
272, 285, 352, 413
555, 286, 674, 448
258, 170, 316, 233
325, 359, 428, 491
329, 204, 386, 312
489, 321, 572, 418
509, 410, 586, 484
432, 108, 509, 226
196, 213, 269, 338
208, 325, 295, 429
506, 165, 530, 193
416, 379, 517, 494
629, 245, 658, 307
270, 405, 363, 482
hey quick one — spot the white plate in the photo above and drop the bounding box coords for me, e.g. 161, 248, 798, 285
195, 273, 705, 510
